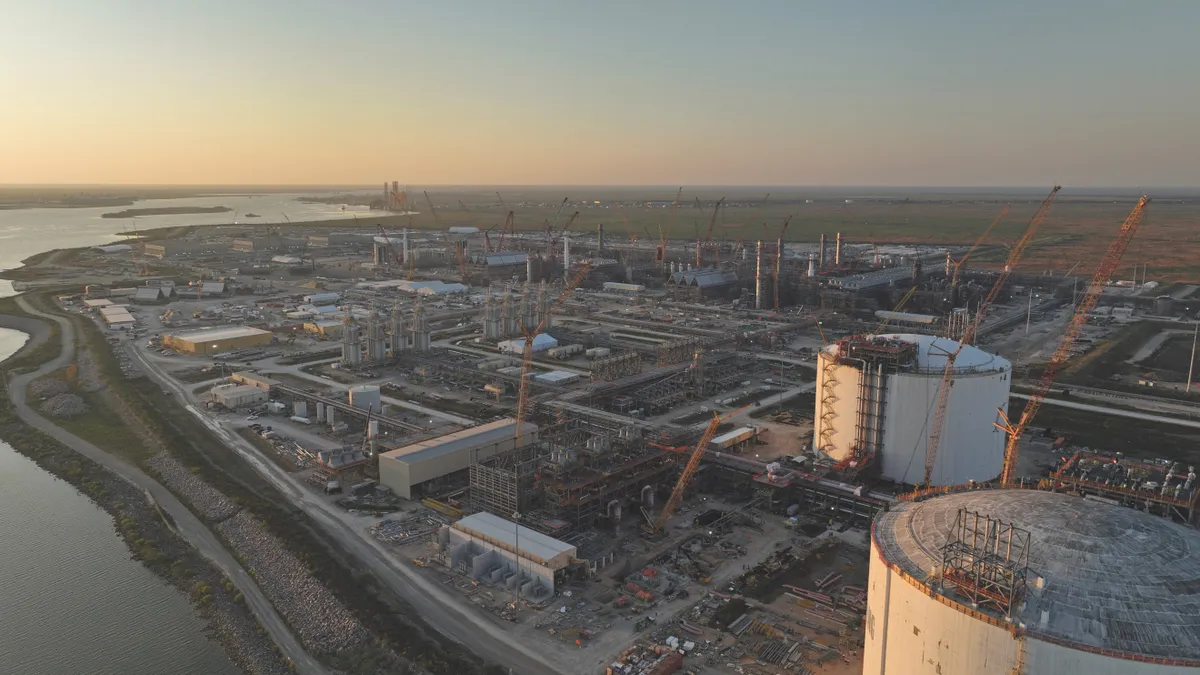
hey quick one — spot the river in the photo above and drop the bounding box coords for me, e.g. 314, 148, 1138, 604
0, 194, 334, 675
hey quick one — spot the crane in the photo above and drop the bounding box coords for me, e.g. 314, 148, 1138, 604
514, 262, 591, 438
425, 191, 466, 279
921, 186, 1061, 488
496, 191, 507, 210
696, 197, 726, 267
949, 205, 1011, 295
497, 211, 515, 251
773, 215, 793, 312
649, 406, 751, 534
997, 195, 1150, 485
873, 285, 919, 335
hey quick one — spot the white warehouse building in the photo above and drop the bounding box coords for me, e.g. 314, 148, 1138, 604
814, 334, 1010, 486
867, 490, 1200, 674
445, 511, 576, 598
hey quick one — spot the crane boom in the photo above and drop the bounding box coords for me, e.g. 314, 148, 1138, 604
514, 262, 591, 438
696, 197, 726, 266
998, 196, 1150, 485
497, 211, 514, 251
950, 205, 1010, 290
921, 186, 1060, 488
652, 406, 750, 532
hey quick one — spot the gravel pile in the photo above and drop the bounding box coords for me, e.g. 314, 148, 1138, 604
218, 511, 368, 654
40, 393, 89, 417
29, 378, 69, 399
147, 452, 241, 522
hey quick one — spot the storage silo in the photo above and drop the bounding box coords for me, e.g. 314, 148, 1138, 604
348, 384, 382, 413
867, 489, 1200, 674
814, 333, 1011, 486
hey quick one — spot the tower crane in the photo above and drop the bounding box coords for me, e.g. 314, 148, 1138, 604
997, 196, 1150, 485
514, 262, 591, 438
648, 406, 750, 534
921, 186, 1061, 488
773, 215, 793, 312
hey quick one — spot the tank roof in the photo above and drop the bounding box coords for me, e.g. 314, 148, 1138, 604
875, 489, 1200, 660
825, 333, 1008, 372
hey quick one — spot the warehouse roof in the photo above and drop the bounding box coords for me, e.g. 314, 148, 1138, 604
380, 418, 536, 466
168, 326, 272, 343
534, 370, 579, 383
875, 490, 1200, 661
135, 286, 165, 301
84, 298, 113, 308
103, 311, 135, 325
453, 511, 575, 568
670, 268, 738, 288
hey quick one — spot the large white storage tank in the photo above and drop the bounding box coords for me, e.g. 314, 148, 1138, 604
813, 334, 1010, 485
348, 384, 382, 413
867, 490, 1200, 674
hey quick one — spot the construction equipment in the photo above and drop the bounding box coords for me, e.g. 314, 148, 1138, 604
425, 191, 466, 278
696, 197, 726, 267
191, 278, 204, 318
921, 186, 1061, 488
514, 263, 591, 438
648, 406, 750, 534
773, 215, 793, 312
873, 285, 919, 334
997, 195, 1150, 485
949, 205, 1010, 294
497, 211, 515, 251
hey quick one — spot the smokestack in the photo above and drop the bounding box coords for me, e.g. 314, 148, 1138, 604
818, 234, 827, 268
597, 223, 604, 254
563, 237, 570, 278
526, 256, 533, 282
755, 240, 763, 310
402, 228, 409, 264
808, 253, 816, 278
835, 233, 843, 266
383, 182, 389, 208
945, 250, 952, 277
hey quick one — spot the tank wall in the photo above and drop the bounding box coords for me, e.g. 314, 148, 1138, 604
880, 367, 1010, 486
866, 540, 1199, 674
814, 355, 861, 461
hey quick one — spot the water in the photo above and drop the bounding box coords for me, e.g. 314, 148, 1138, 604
0, 196, 336, 674
0, 191, 372, 259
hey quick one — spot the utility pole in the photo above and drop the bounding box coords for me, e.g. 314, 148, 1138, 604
1026, 287, 1034, 335
1188, 322, 1198, 394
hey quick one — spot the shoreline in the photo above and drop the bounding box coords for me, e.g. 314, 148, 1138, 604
0, 310, 292, 675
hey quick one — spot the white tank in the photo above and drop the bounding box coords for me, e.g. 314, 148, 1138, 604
814, 333, 1010, 486
867, 490, 1200, 674
348, 384, 381, 413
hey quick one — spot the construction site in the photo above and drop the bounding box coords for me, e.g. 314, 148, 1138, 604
51, 185, 1200, 674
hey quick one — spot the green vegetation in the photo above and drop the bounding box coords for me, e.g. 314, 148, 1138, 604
102, 206, 232, 219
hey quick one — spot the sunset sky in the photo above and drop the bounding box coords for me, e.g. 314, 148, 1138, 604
3, 1, 1198, 187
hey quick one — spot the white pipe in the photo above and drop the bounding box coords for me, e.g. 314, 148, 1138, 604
755, 240, 763, 310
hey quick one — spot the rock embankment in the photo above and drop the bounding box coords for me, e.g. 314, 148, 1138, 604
39, 393, 88, 417
147, 451, 242, 522
218, 511, 369, 654
29, 378, 68, 398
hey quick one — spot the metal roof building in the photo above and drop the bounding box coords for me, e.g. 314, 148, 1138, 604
377, 419, 538, 499
669, 268, 738, 289
868, 489, 1200, 674
447, 511, 576, 595
162, 326, 273, 355
498, 334, 557, 354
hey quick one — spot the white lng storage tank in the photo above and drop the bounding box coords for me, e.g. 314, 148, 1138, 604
867, 490, 1200, 674
814, 333, 1011, 485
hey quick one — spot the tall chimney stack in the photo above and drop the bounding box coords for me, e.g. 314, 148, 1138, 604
597, 223, 604, 254
755, 240, 763, 310
818, 234, 827, 268
835, 233, 843, 266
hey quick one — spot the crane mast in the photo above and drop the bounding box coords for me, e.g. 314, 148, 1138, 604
998, 196, 1150, 485
696, 197, 725, 267
514, 263, 591, 438
651, 406, 749, 533
921, 186, 1060, 488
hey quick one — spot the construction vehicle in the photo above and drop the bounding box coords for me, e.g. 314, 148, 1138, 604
646, 406, 750, 534
921, 186, 1061, 488
514, 263, 591, 438
997, 195, 1150, 485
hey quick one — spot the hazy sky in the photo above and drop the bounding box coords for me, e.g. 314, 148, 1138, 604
3, 1, 1198, 186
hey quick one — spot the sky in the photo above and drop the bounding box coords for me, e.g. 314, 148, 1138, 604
2, 0, 1199, 187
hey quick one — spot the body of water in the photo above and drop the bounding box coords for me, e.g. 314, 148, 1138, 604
0, 195, 335, 674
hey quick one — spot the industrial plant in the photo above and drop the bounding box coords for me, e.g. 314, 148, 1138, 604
50, 187, 1200, 674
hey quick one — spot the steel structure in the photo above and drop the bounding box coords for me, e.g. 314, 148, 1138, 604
938, 508, 1031, 618
649, 407, 747, 533
997, 196, 1150, 485
515, 263, 590, 438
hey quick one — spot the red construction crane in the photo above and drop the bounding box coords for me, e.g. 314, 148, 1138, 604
997, 196, 1150, 485
921, 186, 1061, 488
696, 197, 725, 267
649, 406, 750, 534
514, 262, 591, 438
496, 210, 515, 251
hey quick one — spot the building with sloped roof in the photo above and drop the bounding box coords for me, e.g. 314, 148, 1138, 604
668, 267, 739, 297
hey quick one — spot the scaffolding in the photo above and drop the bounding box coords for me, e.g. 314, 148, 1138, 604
938, 508, 1031, 618
817, 354, 840, 454
1050, 450, 1200, 523
591, 351, 642, 381
657, 336, 701, 367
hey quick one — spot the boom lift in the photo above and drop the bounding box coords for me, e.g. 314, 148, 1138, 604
514, 263, 591, 438
921, 186, 1061, 488
647, 406, 750, 534
997, 196, 1150, 485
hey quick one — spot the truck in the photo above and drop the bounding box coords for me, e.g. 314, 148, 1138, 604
289, 416, 311, 425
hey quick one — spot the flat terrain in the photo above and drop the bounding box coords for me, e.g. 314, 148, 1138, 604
102, 206, 232, 218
